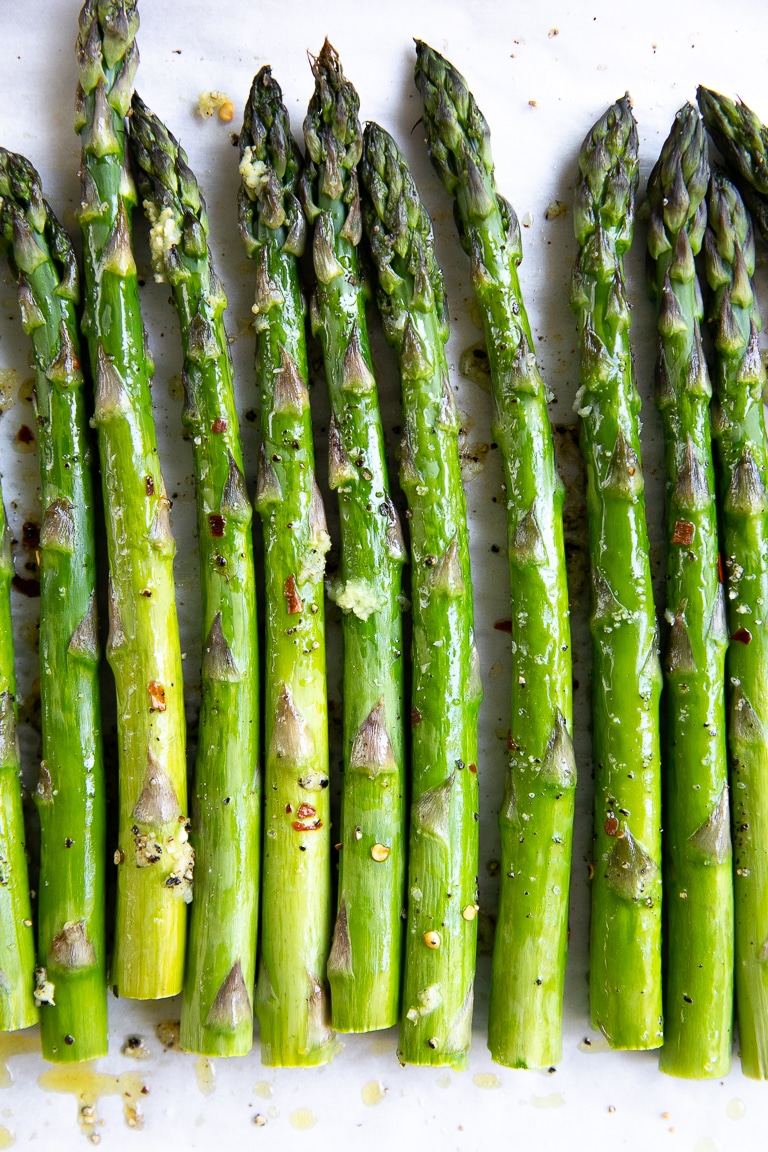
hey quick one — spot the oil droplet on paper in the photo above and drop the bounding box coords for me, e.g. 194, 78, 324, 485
531, 1093, 565, 1109
194, 1056, 215, 1096
473, 1073, 502, 1090
361, 1080, 386, 1107
268, 1107, 280, 1120
0, 1029, 40, 1088
0, 1127, 14, 1149
436, 1074, 451, 1089
38, 1064, 146, 1137
727, 1098, 746, 1120
578, 1035, 611, 1054
253, 1081, 273, 1100
367, 1037, 392, 1057
694, 1139, 721, 1152
290, 1108, 317, 1130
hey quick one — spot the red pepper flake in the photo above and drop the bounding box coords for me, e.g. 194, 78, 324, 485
468, 763, 477, 774
16, 424, 34, 445
292, 819, 323, 832
285, 803, 293, 814
411, 706, 423, 728
507, 733, 518, 751
494, 618, 513, 633
730, 628, 752, 645
604, 815, 619, 836
671, 520, 694, 546
717, 553, 724, 584
21, 521, 40, 551
296, 803, 316, 819
12, 574, 40, 598
211, 417, 228, 433
148, 680, 167, 711
209, 513, 226, 537
284, 574, 303, 614
145, 475, 155, 496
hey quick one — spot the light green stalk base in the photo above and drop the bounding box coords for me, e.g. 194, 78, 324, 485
0, 493, 38, 1032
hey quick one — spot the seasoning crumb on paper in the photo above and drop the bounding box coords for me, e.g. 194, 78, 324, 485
197, 90, 235, 121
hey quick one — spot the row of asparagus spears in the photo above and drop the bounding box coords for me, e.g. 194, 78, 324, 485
1, 0, 768, 1080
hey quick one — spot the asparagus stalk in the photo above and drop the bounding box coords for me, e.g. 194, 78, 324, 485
704, 169, 768, 1080
697, 87, 768, 243
302, 40, 406, 1034
76, 0, 191, 998
570, 97, 663, 1050
0, 480, 38, 1033
646, 107, 733, 1078
360, 121, 481, 1069
413, 41, 575, 1070
129, 96, 260, 1056
239, 66, 336, 1066
0, 150, 107, 1060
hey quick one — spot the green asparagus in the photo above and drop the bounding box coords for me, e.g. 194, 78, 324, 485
129, 95, 260, 1056
414, 41, 575, 1070
76, 0, 191, 998
0, 480, 37, 1034
704, 169, 768, 1080
303, 40, 405, 1034
360, 121, 481, 1069
0, 149, 107, 1060
697, 87, 768, 243
571, 96, 663, 1050
239, 66, 336, 1066
646, 106, 733, 1078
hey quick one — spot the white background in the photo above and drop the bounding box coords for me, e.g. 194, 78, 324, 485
0, 0, 767, 1149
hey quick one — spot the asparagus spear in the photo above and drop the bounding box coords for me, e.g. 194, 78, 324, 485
360, 121, 481, 1069
0, 149, 107, 1060
302, 40, 406, 1034
76, 0, 191, 998
704, 169, 768, 1080
697, 87, 768, 243
0, 480, 37, 1034
413, 41, 575, 1070
570, 97, 663, 1050
239, 66, 336, 1066
129, 95, 260, 1056
646, 107, 733, 1079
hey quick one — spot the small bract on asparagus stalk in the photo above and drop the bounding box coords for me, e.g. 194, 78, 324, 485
414, 41, 575, 1071
704, 169, 768, 1080
360, 121, 482, 1070
0, 481, 37, 1034
646, 106, 733, 1079
76, 0, 191, 998
0, 149, 107, 1061
239, 66, 336, 1067
302, 40, 406, 1034
129, 95, 260, 1057
697, 87, 768, 244
570, 96, 663, 1051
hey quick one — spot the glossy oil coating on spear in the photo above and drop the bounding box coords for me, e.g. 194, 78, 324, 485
239, 66, 336, 1066
360, 121, 481, 1069
0, 149, 107, 1060
75, 0, 191, 998
704, 169, 768, 1080
303, 40, 405, 1034
129, 96, 260, 1057
570, 96, 663, 1050
0, 480, 38, 1034
646, 106, 733, 1079
414, 41, 575, 1070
